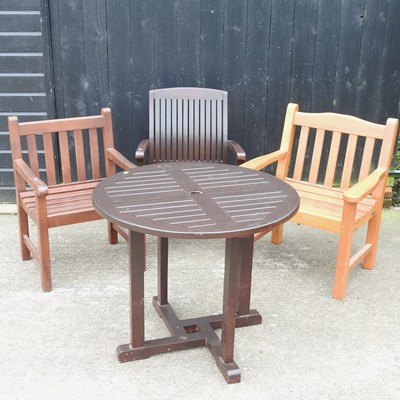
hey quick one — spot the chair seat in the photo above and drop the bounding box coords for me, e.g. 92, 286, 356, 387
285, 178, 377, 232
19, 180, 102, 228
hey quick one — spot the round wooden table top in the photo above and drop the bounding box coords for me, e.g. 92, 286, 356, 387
93, 162, 299, 239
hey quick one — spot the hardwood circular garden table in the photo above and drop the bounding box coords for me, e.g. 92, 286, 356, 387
93, 162, 299, 384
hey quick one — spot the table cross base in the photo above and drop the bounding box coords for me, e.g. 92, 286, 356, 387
116, 296, 262, 384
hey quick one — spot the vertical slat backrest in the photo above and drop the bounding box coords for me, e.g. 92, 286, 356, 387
286, 108, 391, 189
149, 88, 228, 163
9, 108, 115, 188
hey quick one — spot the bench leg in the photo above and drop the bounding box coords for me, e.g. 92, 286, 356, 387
37, 201, 52, 292
362, 207, 383, 270
332, 203, 356, 300
17, 204, 31, 261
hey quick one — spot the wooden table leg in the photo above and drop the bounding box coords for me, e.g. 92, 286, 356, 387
238, 235, 254, 315
129, 230, 145, 347
157, 237, 168, 305
218, 237, 242, 383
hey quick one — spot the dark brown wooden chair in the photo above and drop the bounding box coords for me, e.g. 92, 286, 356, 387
242, 103, 399, 299
135, 87, 246, 165
8, 108, 135, 292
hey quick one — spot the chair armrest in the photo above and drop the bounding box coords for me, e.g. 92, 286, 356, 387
343, 169, 386, 203
240, 150, 288, 171
135, 139, 150, 166
226, 140, 246, 165
14, 159, 48, 197
106, 148, 136, 171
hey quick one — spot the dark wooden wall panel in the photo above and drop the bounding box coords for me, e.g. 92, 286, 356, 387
290, 0, 318, 112
333, 0, 364, 115
222, 0, 247, 146
265, 0, 295, 152
0, 1, 51, 202
356, 0, 388, 121
2, 0, 400, 202
243, 0, 270, 156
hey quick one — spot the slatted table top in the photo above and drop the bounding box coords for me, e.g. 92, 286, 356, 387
93, 162, 299, 239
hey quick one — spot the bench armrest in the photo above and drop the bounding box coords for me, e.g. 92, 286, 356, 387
106, 148, 136, 171
343, 169, 387, 203
240, 149, 289, 171
135, 139, 150, 166
14, 159, 48, 197
226, 140, 246, 165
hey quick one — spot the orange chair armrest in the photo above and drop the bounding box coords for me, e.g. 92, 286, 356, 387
135, 139, 150, 166
226, 140, 246, 165
14, 159, 48, 197
343, 169, 386, 203
240, 150, 288, 171
106, 148, 136, 171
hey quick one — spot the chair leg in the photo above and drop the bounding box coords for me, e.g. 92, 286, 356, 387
108, 222, 118, 244
17, 205, 31, 261
362, 208, 383, 270
37, 220, 52, 292
332, 203, 357, 300
271, 224, 283, 244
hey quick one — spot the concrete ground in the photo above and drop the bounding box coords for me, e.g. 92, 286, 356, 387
0, 209, 399, 400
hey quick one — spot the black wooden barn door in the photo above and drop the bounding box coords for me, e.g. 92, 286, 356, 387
0, 0, 54, 203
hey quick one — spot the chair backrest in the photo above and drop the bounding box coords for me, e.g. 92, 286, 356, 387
148, 87, 228, 163
277, 103, 398, 191
8, 108, 116, 188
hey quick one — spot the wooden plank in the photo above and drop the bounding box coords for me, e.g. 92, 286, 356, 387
81, 0, 109, 115
311, 0, 341, 112
154, 0, 200, 87
106, 0, 132, 154
340, 134, 358, 189
74, 130, 86, 181
43, 132, 56, 185
56, 0, 86, 117
358, 137, 375, 180
290, 0, 318, 112
199, 0, 224, 88
0, 14, 41, 32
355, 0, 388, 121
58, 131, 72, 183
177, 98, 183, 161
0, 35, 42, 52
309, 129, 325, 184
265, 0, 295, 153
333, 0, 364, 115
0, 75, 45, 92
130, 0, 154, 152
222, 1, 247, 149
0, 0, 40, 11
0, 94, 46, 112
0, 55, 43, 73
0, 114, 47, 131
379, 0, 400, 123
293, 126, 310, 180
88, 128, 101, 180
243, 0, 271, 158
324, 131, 342, 187
26, 134, 39, 176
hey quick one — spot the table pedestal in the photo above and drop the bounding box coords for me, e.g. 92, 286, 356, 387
116, 232, 262, 384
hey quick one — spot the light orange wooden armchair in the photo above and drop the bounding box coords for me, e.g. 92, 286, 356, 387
8, 108, 135, 292
241, 103, 399, 300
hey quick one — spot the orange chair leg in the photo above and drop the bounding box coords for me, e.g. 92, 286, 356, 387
332, 203, 357, 300
362, 208, 383, 270
271, 224, 283, 244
